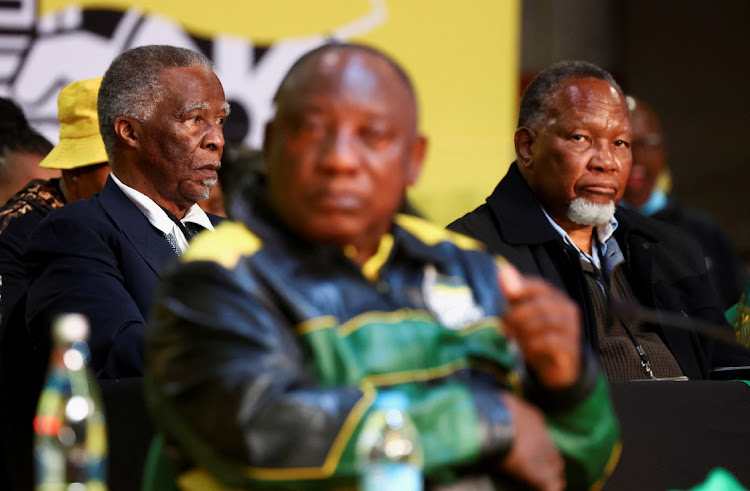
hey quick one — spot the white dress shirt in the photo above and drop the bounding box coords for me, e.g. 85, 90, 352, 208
110, 173, 215, 254
541, 205, 618, 270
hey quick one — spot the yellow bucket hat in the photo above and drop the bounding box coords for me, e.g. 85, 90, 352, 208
38, 77, 108, 170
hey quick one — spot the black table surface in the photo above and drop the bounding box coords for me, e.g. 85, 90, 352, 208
603, 380, 750, 491
100, 379, 750, 491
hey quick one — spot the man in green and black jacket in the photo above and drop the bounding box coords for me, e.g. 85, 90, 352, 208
145, 43, 620, 491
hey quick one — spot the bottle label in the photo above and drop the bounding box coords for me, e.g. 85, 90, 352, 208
360, 463, 423, 491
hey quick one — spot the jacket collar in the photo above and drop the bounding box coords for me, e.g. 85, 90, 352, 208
233, 177, 457, 274
489, 162, 663, 248
613, 205, 663, 245
97, 176, 176, 275
486, 162, 561, 245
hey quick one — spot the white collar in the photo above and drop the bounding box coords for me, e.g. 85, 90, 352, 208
541, 205, 618, 269
110, 173, 214, 253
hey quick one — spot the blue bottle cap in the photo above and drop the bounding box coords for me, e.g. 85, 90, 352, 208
374, 391, 409, 411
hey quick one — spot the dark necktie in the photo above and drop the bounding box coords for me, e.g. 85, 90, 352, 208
159, 206, 206, 254
183, 221, 205, 240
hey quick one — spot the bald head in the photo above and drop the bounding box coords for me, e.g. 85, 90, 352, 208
263, 42, 426, 264
273, 43, 418, 131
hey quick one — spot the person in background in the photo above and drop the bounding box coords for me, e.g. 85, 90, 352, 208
0, 77, 111, 325
727, 281, 750, 349
198, 145, 265, 218
23, 44, 227, 382
0, 76, 110, 491
0, 98, 58, 205
145, 43, 620, 491
9, 44, 227, 491
621, 95, 747, 310
449, 60, 747, 381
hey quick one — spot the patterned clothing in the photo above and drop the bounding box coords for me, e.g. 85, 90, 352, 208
0, 179, 65, 491
0, 179, 65, 321
145, 184, 621, 490
727, 281, 750, 348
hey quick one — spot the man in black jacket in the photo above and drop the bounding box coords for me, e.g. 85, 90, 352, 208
621, 95, 747, 310
145, 44, 621, 491
449, 60, 746, 381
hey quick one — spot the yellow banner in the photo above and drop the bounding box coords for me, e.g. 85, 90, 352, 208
30, 0, 520, 225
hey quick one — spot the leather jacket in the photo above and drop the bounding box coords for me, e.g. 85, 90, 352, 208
145, 183, 620, 490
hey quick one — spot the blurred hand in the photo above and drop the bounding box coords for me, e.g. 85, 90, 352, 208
498, 264, 581, 388
499, 392, 565, 491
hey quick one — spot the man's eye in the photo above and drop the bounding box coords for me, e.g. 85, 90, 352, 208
614, 140, 630, 148
191, 115, 202, 123
361, 126, 390, 145
216, 117, 225, 126
293, 118, 325, 136
571, 134, 586, 141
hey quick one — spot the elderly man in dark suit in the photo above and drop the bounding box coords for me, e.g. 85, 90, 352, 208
2, 44, 228, 491
23, 44, 228, 380
449, 60, 747, 381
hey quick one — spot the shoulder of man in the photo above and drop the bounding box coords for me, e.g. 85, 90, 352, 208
34, 194, 105, 230
446, 203, 494, 237
182, 220, 262, 270
615, 206, 707, 272
22, 194, 125, 267
661, 200, 735, 246
395, 212, 486, 252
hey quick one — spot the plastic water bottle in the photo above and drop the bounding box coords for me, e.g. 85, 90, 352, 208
356, 391, 424, 491
33, 313, 107, 491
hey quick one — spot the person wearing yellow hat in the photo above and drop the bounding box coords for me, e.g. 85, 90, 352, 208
36, 77, 111, 201
0, 76, 110, 323
0, 76, 110, 491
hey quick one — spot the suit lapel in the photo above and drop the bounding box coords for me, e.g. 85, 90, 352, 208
207, 213, 225, 228
97, 177, 176, 276
487, 163, 561, 246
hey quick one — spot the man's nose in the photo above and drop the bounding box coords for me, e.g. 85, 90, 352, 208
590, 141, 619, 172
203, 120, 225, 152
319, 130, 359, 173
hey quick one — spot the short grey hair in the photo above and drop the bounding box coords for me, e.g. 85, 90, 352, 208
518, 60, 624, 130
98, 45, 214, 162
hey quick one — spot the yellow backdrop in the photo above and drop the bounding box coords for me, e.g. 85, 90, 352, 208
39, 0, 520, 225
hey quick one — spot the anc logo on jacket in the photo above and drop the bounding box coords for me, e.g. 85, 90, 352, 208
422, 264, 484, 330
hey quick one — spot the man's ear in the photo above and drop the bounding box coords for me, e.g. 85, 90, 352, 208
514, 127, 536, 169
114, 116, 140, 150
405, 135, 427, 186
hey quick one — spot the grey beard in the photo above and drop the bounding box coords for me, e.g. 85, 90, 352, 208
567, 197, 615, 226
196, 178, 218, 201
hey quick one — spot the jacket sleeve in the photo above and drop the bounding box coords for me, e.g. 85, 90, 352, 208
524, 349, 621, 490
144, 257, 517, 489
24, 209, 146, 378
633, 221, 750, 373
